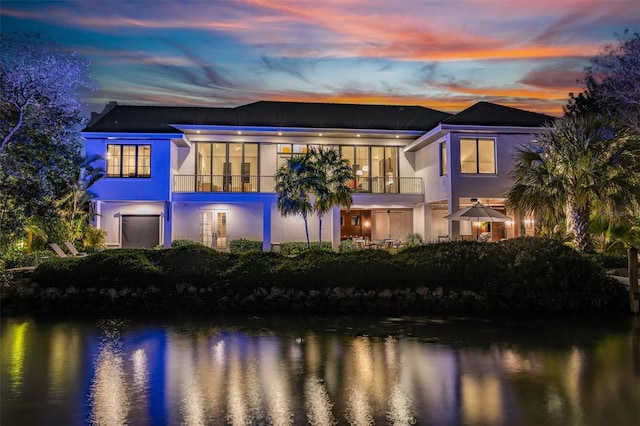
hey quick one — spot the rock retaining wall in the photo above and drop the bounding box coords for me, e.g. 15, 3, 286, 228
1, 280, 487, 315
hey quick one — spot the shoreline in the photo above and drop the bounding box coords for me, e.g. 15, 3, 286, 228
1, 276, 630, 318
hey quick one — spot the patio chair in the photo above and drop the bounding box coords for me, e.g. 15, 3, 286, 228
355, 239, 366, 250
478, 232, 491, 242
64, 242, 87, 257
383, 239, 394, 250
49, 243, 68, 258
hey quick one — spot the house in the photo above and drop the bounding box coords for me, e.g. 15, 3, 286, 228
82, 100, 554, 249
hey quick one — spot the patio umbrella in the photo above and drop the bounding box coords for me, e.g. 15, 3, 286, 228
444, 202, 512, 222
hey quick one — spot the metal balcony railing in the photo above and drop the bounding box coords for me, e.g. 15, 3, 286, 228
173, 175, 423, 195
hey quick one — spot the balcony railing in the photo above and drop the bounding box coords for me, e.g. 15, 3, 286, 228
173, 175, 423, 195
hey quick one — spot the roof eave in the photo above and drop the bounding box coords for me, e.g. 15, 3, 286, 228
171, 124, 424, 138
81, 131, 184, 140
404, 123, 546, 152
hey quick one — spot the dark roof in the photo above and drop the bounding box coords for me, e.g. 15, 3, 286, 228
83, 101, 452, 133
84, 104, 236, 133
442, 102, 556, 127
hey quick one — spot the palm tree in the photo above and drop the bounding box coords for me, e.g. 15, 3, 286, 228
507, 114, 640, 252
275, 153, 315, 247
590, 211, 633, 252
309, 147, 353, 247
56, 154, 104, 243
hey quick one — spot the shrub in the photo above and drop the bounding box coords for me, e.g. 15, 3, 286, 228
395, 241, 505, 290
587, 251, 629, 269
280, 241, 332, 256
33, 249, 163, 289
153, 244, 235, 286
338, 239, 357, 253
403, 232, 424, 248
330, 249, 407, 289
229, 238, 263, 253
493, 237, 626, 312
225, 251, 283, 287
2, 249, 50, 269
171, 239, 201, 248
83, 227, 106, 249
32, 256, 92, 287
19, 236, 627, 315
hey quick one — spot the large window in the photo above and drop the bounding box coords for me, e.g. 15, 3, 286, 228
107, 144, 151, 178
196, 142, 259, 191
460, 138, 495, 174
341, 145, 399, 193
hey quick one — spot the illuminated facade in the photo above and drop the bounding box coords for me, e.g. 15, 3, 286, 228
82, 101, 552, 249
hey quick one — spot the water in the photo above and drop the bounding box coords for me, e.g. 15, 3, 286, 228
1, 315, 639, 425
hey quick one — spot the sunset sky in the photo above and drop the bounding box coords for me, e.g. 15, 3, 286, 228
2, 0, 639, 117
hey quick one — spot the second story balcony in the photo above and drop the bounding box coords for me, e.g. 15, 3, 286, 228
174, 175, 423, 195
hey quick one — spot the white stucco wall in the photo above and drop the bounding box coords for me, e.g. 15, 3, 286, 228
171, 202, 264, 244
415, 135, 450, 204
270, 203, 335, 244
86, 137, 173, 201
448, 132, 532, 201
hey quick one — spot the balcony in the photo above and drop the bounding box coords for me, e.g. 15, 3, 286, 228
173, 175, 423, 195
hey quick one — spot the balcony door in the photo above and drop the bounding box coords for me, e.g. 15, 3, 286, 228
201, 210, 228, 250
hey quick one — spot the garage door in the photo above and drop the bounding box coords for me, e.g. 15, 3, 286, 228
121, 215, 160, 248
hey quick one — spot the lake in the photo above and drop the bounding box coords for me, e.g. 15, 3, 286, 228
1, 315, 639, 425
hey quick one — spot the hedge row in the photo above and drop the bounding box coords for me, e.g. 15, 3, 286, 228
26, 237, 628, 314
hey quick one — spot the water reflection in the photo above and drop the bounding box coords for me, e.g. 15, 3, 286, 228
305, 377, 336, 426
7, 321, 29, 394
89, 320, 129, 426
1, 316, 639, 425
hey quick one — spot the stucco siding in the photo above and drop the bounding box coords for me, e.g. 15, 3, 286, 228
87, 138, 172, 201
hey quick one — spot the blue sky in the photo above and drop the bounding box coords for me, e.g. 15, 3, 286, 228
2, 0, 638, 116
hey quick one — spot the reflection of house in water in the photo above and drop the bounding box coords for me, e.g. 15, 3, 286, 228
6, 319, 639, 425
83, 101, 551, 249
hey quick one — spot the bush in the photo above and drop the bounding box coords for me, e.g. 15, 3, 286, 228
587, 251, 629, 269
171, 239, 201, 248
19, 236, 626, 315
83, 227, 106, 249
338, 239, 357, 253
153, 244, 235, 286
225, 251, 283, 287
33, 249, 162, 289
493, 238, 626, 312
2, 249, 50, 269
395, 241, 506, 290
403, 232, 424, 248
280, 241, 332, 256
229, 238, 263, 253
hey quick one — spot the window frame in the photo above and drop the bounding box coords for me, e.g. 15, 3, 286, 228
440, 141, 447, 176
459, 137, 496, 175
106, 144, 151, 178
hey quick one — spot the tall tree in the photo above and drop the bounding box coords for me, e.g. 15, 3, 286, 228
0, 33, 98, 250
275, 153, 315, 247
579, 31, 640, 134
1, 33, 97, 154
310, 147, 353, 247
507, 114, 640, 252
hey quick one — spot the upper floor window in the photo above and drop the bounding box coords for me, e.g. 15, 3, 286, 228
460, 138, 495, 174
107, 144, 151, 178
341, 145, 399, 193
195, 142, 259, 192
440, 141, 447, 176
277, 144, 330, 167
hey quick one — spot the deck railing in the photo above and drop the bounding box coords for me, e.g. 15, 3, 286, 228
173, 175, 423, 194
